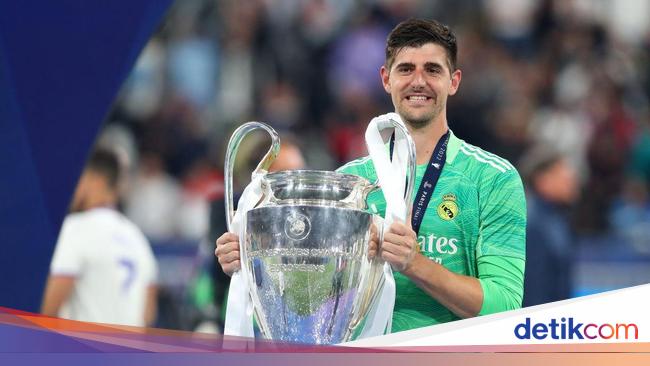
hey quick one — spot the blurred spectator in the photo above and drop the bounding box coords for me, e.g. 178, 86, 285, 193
177, 156, 224, 240
483, 0, 539, 58
627, 123, 650, 182
609, 126, 650, 253
212, 0, 263, 125
260, 81, 302, 129
610, 176, 650, 254
125, 153, 182, 240
327, 13, 388, 102
519, 145, 579, 306
118, 39, 166, 121
42, 149, 158, 327
166, 0, 219, 110
576, 72, 638, 233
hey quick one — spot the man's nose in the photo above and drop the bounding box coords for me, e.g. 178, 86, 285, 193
411, 69, 426, 87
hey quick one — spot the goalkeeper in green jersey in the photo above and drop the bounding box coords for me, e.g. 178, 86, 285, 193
216, 18, 526, 333
336, 18, 527, 332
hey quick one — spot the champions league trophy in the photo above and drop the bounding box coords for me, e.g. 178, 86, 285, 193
224, 119, 415, 344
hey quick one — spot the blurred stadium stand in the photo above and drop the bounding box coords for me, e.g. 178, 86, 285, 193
2, 0, 650, 330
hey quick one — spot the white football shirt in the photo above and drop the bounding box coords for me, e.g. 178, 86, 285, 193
50, 207, 157, 326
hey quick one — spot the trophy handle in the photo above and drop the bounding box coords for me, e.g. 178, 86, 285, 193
224, 122, 280, 232
388, 119, 417, 218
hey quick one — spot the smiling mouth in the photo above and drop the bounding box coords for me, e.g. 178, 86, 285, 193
406, 95, 432, 101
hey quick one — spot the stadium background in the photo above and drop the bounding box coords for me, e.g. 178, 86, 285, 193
1, 0, 649, 333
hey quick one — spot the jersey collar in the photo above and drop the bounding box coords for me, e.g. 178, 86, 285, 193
446, 129, 461, 165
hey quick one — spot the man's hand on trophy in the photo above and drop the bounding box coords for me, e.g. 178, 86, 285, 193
215, 232, 241, 276
381, 221, 419, 272
368, 223, 379, 259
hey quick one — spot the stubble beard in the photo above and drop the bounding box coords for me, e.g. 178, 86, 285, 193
404, 113, 434, 129
399, 99, 444, 130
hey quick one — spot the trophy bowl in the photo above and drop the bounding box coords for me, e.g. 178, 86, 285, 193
244, 170, 382, 344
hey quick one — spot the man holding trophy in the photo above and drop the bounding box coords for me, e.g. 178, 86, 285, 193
216, 18, 526, 340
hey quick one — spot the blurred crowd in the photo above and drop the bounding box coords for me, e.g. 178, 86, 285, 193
97, 0, 650, 330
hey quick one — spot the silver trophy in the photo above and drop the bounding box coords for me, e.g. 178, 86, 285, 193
225, 121, 415, 344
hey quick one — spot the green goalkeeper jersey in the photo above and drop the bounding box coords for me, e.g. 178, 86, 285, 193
337, 130, 526, 332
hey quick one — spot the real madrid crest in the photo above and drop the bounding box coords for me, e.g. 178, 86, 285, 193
437, 193, 459, 221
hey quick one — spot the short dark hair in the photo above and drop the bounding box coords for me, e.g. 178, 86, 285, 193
385, 18, 458, 72
87, 148, 120, 190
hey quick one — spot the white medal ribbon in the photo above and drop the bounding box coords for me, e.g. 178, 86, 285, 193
223, 172, 265, 338
358, 112, 411, 337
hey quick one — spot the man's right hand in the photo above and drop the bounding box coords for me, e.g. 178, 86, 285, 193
215, 232, 241, 276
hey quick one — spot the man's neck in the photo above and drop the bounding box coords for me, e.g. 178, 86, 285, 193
83, 192, 117, 211
406, 118, 449, 165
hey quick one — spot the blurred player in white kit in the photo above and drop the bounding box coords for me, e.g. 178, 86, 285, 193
41, 148, 158, 327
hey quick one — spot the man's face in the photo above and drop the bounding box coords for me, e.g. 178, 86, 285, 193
381, 43, 461, 129
536, 159, 579, 205
269, 143, 306, 172
70, 171, 92, 212
69, 170, 105, 212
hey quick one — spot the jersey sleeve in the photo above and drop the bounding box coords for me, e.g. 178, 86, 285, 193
476, 169, 527, 260
336, 157, 371, 176
50, 217, 85, 276
477, 255, 525, 315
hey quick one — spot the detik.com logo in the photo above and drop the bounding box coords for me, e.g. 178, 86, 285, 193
514, 317, 638, 340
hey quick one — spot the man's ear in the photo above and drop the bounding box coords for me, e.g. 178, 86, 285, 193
448, 69, 462, 96
380, 65, 391, 94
